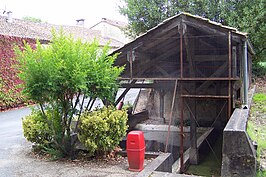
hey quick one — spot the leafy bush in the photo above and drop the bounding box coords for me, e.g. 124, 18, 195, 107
15, 30, 123, 157
22, 109, 52, 146
253, 62, 266, 77
78, 106, 128, 156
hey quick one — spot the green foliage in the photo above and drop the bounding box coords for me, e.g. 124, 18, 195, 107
248, 91, 266, 176
15, 30, 122, 104
247, 121, 266, 173
257, 170, 266, 177
253, 93, 266, 103
221, 0, 266, 63
22, 16, 42, 23
252, 93, 266, 113
78, 106, 128, 156
119, 0, 223, 37
22, 109, 52, 146
15, 30, 123, 157
253, 62, 266, 77
119, 0, 265, 68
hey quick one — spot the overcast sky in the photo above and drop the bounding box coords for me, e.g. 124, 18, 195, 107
0, 0, 127, 28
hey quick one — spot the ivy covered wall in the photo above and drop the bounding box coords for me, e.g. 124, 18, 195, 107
0, 34, 36, 111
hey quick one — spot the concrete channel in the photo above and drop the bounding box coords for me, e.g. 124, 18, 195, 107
121, 123, 215, 176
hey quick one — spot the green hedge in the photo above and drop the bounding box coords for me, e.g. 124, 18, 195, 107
23, 106, 128, 157
22, 109, 52, 146
78, 106, 128, 156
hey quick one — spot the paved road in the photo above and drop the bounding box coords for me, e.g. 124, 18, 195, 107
0, 108, 32, 177
0, 105, 139, 177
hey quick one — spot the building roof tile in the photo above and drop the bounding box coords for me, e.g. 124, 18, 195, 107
0, 15, 123, 48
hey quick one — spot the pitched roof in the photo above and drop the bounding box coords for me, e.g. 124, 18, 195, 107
0, 15, 123, 48
112, 12, 254, 55
90, 18, 127, 29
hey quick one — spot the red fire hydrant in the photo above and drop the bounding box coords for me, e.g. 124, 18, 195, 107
126, 131, 145, 172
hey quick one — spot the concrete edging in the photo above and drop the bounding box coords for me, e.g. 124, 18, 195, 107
221, 86, 256, 177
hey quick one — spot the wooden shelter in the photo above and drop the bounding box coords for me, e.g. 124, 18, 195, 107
112, 12, 254, 171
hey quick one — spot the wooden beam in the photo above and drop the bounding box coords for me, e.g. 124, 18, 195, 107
196, 62, 228, 93
115, 80, 137, 105
120, 83, 155, 88
184, 30, 195, 77
181, 94, 229, 99
155, 65, 171, 77
193, 55, 228, 62
113, 18, 181, 55
142, 28, 179, 50
160, 89, 165, 123
182, 15, 229, 36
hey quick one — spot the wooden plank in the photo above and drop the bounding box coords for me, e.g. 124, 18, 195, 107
120, 83, 154, 88
182, 15, 228, 36
193, 55, 228, 62
118, 77, 240, 81
155, 66, 171, 77
196, 62, 228, 92
160, 89, 165, 123
113, 18, 181, 56
181, 94, 229, 99
142, 28, 179, 50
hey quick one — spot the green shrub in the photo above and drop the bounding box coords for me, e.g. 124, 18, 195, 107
78, 106, 128, 156
253, 62, 266, 77
15, 30, 123, 157
22, 109, 52, 145
22, 108, 62, 146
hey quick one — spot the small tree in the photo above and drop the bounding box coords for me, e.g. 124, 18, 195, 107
22, 16, 42, 23
15, 30, 123, 157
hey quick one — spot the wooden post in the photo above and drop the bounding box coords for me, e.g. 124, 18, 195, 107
184, 28, 198, 165
228, 32, 232, 119
160, 89, 165, 123
165, 79, 178, 152
179, 21, 184, 173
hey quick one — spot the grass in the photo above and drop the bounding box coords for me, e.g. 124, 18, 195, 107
259, 62, 266, 67
247, 92, 266, 176
247, 122, 266, 158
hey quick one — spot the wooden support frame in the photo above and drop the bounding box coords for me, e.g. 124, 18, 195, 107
160, 89, 165, 123
179, 21, 185, 173
228, 32, 232, 119
115, 80, 137, 105
165, 79, 178, 152
120, 83, 155, 88
181, 94, 229, 99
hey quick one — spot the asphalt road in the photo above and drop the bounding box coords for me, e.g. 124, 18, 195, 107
0, 107, 32, 177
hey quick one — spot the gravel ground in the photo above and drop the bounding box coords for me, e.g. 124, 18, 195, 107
10, 145, 140, 177
0, 107, 151, 177
1, 132, 149, 177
